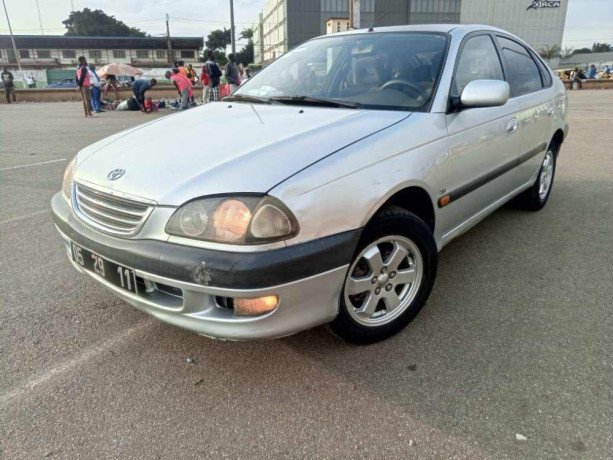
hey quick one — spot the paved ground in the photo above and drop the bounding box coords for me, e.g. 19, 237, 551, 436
1, 94, 611, 459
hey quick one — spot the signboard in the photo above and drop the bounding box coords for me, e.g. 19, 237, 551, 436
526, 1, 561, 10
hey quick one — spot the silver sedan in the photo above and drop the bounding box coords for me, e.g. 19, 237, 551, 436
52, 24, 568, 343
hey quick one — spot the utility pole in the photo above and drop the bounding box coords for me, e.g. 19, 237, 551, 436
229, 0, 236, 56
166, 13, 173, 65
35, 0, 44, 35
349, 0, 360, 29
2, 0, 21, 70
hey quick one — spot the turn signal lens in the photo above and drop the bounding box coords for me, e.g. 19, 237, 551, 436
212, 199, 251, 242
62, 157, 77, 201
234, 295, 279, 316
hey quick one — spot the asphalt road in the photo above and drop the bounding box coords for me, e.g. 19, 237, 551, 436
1, 94, 611, 459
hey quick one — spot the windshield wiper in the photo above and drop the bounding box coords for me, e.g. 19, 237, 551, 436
224, 94, 275, 104
270, 96, 361, 109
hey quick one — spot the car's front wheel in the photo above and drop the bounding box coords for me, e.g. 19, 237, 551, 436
330, 206, 437, 344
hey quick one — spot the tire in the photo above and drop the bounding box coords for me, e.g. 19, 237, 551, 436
515, 144, 558, 211
329, 206, 438, 344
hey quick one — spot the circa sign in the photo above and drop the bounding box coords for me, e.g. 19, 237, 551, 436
527, 1, 561, 9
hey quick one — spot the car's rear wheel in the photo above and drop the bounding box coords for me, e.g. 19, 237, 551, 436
516, 145, 557, 211
330, 206, 437, 344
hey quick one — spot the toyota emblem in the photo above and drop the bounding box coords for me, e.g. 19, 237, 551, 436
107, 169, 125, 181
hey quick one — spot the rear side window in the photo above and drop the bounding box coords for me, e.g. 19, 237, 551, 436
534, 55, 553, 87
454, 35, 504, 95
497, 36, 543, 96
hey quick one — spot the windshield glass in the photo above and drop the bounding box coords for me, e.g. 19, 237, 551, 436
236, 32, 448, 111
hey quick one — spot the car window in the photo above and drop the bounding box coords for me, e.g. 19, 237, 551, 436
236, 32, 449, 112
534, 55, 553, 87
454, 35, 504, 96
497, 36, 543, 96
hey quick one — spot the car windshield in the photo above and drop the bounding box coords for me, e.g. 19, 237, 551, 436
235, 32, 448, 111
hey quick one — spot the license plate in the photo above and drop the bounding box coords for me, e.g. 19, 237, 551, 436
70, 242, 137, 294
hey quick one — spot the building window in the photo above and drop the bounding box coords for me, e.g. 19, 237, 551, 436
156, 49, 167, 59
136, 50, 149, 59
37, 49, 51, 59
88, 50, 102, 59
113, 50, 126, 59
180, 50, 195, 59
19, 49, 30, 59
62, 49, 76, 59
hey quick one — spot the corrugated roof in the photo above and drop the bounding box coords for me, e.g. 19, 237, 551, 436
0, 35, 202, 50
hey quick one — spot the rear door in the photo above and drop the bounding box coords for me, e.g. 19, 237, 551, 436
442, 33, 520, 236
495, 35, 555, 185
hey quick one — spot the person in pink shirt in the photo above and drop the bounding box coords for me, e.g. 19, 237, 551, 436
76, 56, 93, 118
166, 70, 193, 110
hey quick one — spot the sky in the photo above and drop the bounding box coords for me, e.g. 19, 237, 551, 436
0, 0, 612, 50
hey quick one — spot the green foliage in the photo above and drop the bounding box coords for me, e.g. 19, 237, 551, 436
236, 42, 254, 65
574, 47, 592, 55
239, 28, 254, 41
206, 29, 232, 51
63, 8, 147, 36
592, 42, 612, 53
538, 45, 561, 61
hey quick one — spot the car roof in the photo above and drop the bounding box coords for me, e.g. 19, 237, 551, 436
332, 23, 510, 37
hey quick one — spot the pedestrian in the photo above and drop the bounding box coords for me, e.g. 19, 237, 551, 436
131, 78, 157, 111
103, 74, 119, 101
201, 62, 211, 104
1, 66, 16, 103
605, 65, 611, 78
238, 63, 246, 85
186, 63, 197, 105
588, 64, 597, 79
165, 70, 192, 110
204, 51, 222, 102
177, 60, 188, 78
88, 64, 102, 113
76, 56, 93, 117
26, 75, 36, 88
569, 67, 583, 90
225, 53, 239, 93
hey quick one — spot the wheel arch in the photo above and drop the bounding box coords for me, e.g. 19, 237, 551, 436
550, 128, 565, 156
364, 185, 436, 233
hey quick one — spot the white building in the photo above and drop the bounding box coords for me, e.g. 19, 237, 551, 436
252, 0, 569, 65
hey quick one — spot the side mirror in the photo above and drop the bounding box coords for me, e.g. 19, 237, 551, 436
460, 80, 510, 109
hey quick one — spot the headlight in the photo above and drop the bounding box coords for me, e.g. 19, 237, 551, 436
62, 157, 77, 200
166, 195, 299, 244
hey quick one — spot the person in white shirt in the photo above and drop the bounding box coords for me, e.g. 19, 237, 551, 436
26, 75, 35, 88
88, 64, 102, 113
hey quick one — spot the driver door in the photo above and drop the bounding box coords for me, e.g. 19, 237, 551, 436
441, 33, 520, 240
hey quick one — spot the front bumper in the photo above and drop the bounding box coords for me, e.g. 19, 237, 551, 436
51, 193, 359, 339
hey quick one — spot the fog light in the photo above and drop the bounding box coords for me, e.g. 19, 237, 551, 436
234, 295, 279, 316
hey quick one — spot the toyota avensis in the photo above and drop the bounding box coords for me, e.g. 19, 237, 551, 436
52, 25, 568, 343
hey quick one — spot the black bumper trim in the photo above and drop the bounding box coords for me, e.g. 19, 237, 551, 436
52, 194, 360, 289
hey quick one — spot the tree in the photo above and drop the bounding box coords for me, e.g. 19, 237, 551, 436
236, 28, 254, 65
538, 45, 561, 61
206, 28, 232, 51
560, 47, 574, 62
574, 47, 592, 55
592, 42, 612, 53
239, 28, 254, 41
63, 8, 147, 36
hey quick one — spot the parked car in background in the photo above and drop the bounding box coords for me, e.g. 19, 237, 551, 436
52, 24, 568, 344
45, 78, 77, 89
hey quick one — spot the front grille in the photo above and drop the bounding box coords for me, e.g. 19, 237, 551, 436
74, 183, 152, 236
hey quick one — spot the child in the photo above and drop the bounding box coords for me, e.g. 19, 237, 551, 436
143, 97, 158, 113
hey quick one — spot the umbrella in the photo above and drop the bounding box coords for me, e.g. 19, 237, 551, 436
96, 63, 143, 78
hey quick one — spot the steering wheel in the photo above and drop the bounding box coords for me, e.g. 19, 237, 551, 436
378, 79, 428, 101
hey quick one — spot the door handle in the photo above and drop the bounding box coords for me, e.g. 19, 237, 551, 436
506, 118, 519, 134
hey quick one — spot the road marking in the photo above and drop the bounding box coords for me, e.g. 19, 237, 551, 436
0, 320, 154, 406
0, 209, 49, 224
0, 158, 67, 171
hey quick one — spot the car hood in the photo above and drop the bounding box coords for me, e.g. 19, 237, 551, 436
74, 102, 409, 206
